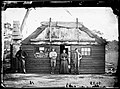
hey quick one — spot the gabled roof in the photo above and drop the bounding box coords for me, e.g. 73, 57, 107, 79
79, 25, 107, 44
21, 25, 47, 44
21, 21, 107, 45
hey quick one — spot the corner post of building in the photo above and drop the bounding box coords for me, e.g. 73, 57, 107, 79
10, 43, 13, 71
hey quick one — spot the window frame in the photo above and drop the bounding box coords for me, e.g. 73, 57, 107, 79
34, 46, 50, 58
80, 47, 91, 56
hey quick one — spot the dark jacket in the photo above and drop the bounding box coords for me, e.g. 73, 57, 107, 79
15, 50, 27, 60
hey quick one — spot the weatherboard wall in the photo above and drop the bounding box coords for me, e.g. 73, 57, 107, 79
21, 44, 105, 74
71, 45, 105, 74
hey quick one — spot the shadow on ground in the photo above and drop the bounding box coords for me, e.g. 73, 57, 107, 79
2, 73, 118, 88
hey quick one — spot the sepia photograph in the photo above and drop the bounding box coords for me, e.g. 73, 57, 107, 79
1, 0, 119, 88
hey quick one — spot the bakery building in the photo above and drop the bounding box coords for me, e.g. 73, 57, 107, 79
21, 20, 107, 74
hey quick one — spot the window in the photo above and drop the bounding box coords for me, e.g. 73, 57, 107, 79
39, 47, 44, 53
34, 47, 49, 58
81, 47, 91, 56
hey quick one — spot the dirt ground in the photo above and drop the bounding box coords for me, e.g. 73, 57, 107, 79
2, 73, 118, 88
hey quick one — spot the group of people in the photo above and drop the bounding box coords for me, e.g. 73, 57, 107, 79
15, 46, 82, 74
49, 48, 82, 74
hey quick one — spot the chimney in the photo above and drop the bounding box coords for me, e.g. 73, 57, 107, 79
12, 21, 22, 43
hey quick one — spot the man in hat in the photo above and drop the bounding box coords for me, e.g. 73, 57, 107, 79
49, 48, 57, 74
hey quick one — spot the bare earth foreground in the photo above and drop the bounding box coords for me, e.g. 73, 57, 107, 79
2, 73, 118, 88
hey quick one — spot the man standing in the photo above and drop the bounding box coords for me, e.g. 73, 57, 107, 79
15, 46, 28, 73
49, 48, 57, 74
73, 48, 82, 74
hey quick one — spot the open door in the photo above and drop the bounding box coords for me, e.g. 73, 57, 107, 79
60, 45, 71, 73
60, 45, 69, 54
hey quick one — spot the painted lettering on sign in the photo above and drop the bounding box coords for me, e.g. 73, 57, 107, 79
34, 47, 49, 58
34, 52, 48, 58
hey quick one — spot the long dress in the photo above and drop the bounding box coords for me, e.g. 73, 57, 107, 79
60, 53, 69, 74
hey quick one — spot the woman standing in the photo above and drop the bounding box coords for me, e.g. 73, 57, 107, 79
60, 49, 69, 74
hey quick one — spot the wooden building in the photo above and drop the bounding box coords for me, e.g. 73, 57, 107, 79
21, 21, 107, 74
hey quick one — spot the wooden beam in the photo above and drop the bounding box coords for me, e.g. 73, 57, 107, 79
49, 18, 52, 42
20, 8, 32, 33
76, 18, 78, 29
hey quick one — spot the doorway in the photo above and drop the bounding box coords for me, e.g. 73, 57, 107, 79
60, 45, 68, 54
60, 45, 71, 73
60, 45, 71, 61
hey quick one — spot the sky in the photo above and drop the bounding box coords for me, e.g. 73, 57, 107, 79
2, 7, 118, 41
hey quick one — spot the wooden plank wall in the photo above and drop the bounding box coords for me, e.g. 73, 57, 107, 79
71, 45, 105, 74
21, 45, 60, 74
22, 44, 49, 73
22, 44, 105, 74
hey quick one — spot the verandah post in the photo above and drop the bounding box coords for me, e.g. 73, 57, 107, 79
76, 18, 80, 42
48, 18, 52, 52
76, 18, 78, 29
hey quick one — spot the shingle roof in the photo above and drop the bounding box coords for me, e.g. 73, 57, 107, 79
21, 22, 107, 45
21, 25, 47, 44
